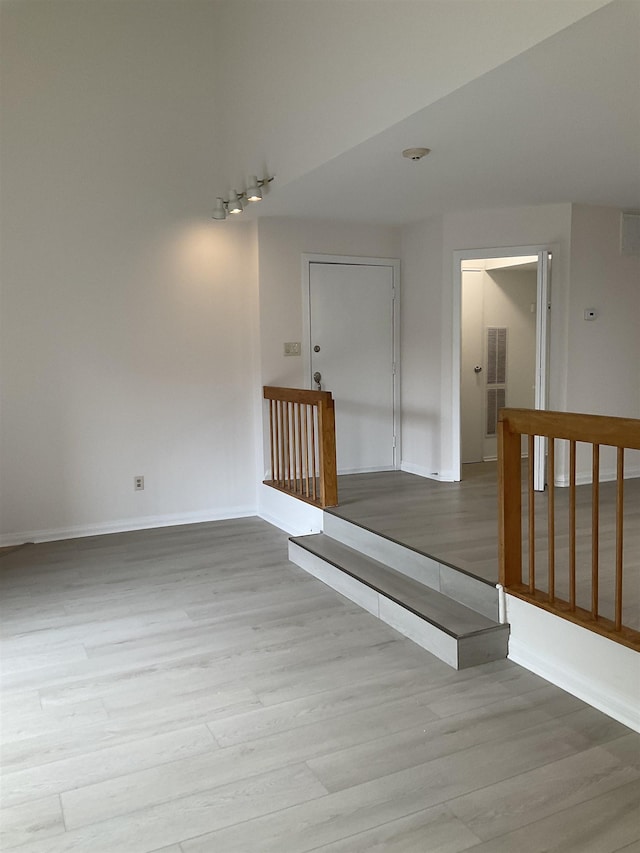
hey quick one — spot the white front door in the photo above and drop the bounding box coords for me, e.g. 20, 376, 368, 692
307, 260, 398, 474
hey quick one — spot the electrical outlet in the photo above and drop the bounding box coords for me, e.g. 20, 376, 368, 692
134, 475, 144, 491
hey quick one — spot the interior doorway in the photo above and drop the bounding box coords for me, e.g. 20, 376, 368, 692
461, 256, 538, 464
453, 247, 551, 489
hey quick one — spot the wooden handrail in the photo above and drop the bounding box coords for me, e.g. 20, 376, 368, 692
263, 386, 338, 508
498, 408, 640, 650
497, 408, 640, 449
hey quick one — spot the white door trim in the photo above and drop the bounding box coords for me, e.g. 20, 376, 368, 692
452, 245, 553, 483
534, 250, 552, 491
302, 254, 401, 470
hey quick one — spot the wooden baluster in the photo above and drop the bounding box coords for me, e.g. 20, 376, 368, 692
283, 402, 290, 489
278, 401, 283, 485
278, 401, 284, 487
284, 402, 288, 485
615, 448, 624, 631
284, 401, 289, 490
548, 438, 555, 603
498, 413, 523, 589
311, 403, 318, 501
592, 443, 600, 620
528, 434, 535, 594
303, 404, 310, 498
297, 402, 304, 496
268, 400, 275, 484
291, 402, 298, 494
288, 402, 294, 491
569, 440, 576, 610
275, 400, 282, 484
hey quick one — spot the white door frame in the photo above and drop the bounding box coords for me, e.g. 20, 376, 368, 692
302, 254, 401, 469
452, 245, 552, 486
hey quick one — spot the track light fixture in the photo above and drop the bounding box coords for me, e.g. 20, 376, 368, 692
245, 175, 263, 202
227, 190, 243, 215
212, 175, 274, 220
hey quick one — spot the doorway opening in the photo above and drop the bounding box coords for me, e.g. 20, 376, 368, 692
453, 247, 552, 489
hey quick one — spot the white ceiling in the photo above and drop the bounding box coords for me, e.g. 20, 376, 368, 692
252, 0, 640, 226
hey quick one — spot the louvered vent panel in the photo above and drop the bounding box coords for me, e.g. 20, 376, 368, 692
486, 327, 507, 436
486, 387, 506, 436
496, 328, 507, 384
486, 327, 507, 385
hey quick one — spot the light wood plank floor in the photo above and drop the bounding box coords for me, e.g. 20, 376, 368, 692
1, 517, 639, 852
331, 464, 640, 629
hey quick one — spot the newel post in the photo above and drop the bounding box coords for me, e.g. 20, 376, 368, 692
498, 411, 523, 588
317, 396, 338, 508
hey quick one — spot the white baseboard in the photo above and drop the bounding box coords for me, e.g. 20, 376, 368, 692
339, 465, 396, 475
400, 461, 449, 481
555, 466, 640, 487
257, 483, 323, 536
506, 595, 640, 732
0, 506, 257, 547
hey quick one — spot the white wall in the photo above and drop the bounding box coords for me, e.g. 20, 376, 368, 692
399, 218, 443, 478
567, 205, 640, 418
0, 1, 261, 542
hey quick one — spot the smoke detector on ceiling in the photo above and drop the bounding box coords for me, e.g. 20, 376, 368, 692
402, 147, 431, 160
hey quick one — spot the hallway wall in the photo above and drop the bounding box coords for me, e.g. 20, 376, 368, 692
0, 2, 260, 542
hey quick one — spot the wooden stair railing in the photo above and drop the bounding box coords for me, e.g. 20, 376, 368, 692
263, 386, 338, 508
498, 408, 640, 650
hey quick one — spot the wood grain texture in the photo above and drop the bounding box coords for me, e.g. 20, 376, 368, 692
1, 516, 638, 852
499, 408, 640, 450
263, 387, 337, 507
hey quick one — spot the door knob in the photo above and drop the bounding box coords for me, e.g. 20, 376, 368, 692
313, 371, 322, 390
474, 365, 483, 373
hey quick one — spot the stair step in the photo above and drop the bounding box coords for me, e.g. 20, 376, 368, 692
323, 511, 499, 621
289, 533, 508, 670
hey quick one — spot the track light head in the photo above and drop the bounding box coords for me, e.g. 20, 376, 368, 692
246, 175, 262, 202
227, 191, 243, 214
212, 197, 227, 220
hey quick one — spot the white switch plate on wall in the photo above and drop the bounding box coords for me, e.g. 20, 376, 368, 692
284, 342, 301, 356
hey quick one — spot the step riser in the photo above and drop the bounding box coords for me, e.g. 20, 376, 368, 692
324, 513, 499, 621
288, 540, 508, 670
288, 540, 379, 618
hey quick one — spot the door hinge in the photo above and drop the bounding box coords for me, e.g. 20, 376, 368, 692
393, 435, 397, 448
